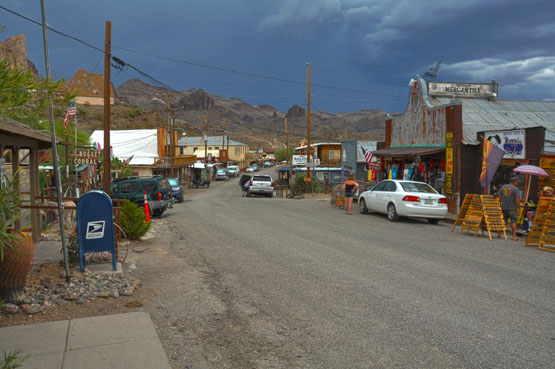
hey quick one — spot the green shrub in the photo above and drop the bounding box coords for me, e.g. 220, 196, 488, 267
120, 200, 151, 240
1, 350, 28, 369
127, 108, 142, 118
290, 174, 323, 196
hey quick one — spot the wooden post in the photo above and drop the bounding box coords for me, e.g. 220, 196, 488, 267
306, 63, 311, 193
103, 20, 112, 195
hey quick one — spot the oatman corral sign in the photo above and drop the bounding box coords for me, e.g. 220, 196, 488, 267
70, 150, 101, 165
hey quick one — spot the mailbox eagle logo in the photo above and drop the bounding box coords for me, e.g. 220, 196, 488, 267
86, 220, 105, 239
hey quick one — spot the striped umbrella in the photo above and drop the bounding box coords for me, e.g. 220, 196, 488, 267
513, 165, 548, 177
513, 165, 549, 222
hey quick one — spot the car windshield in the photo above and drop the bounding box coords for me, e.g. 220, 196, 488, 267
217, 169, 225, 173
400, 182, 438, 194
228, 166, 237, 170
168, 178, 179, 186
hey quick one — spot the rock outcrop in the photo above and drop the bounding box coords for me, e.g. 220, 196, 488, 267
0, 34, 38, 75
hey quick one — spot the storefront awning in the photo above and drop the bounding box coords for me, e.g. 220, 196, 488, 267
372, 146, 445, 158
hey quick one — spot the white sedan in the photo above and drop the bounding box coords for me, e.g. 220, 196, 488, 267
358, 180, 448, 223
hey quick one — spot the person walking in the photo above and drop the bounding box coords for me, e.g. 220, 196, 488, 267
343, 173, 359, 215
498, 176, 521, 241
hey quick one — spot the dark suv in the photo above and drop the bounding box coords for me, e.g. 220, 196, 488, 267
110, 176, 174, 217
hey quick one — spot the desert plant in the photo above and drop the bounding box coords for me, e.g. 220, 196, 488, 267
0, 174, 22, 262
127, 107, 142, 118
120, 200, 151, 240
1, 350, 28, 369
0, 172, 36, 303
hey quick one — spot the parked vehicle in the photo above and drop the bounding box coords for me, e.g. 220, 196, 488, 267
358, 180, 447, 223
246, 174, 274, 197
253, 164, 260, 171
190, 163, 211, 188
168, 178, 183, 203
227, 165, 239, 177
246, 166, 256, 173
215, 169, 229, 181
263, 161, 272, 168
110, 175, 174, 217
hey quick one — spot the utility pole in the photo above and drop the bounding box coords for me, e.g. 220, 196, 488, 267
306, 62, 311, 193
40, 0, 70, 282
103, 21, 111, 196
285, 117, 289, 164
165, 94, 183, 177
204, 116, 208, 163
221, 117, 226, 164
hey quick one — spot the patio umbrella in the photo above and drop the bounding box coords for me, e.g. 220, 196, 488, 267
513, 165, 549, 222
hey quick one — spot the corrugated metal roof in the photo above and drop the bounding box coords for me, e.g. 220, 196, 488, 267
427, 93, 555, 146
178, 136, 246, 146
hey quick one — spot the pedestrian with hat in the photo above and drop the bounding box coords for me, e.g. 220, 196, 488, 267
498, 176, 521, 241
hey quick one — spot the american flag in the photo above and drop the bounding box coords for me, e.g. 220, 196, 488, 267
123, 154, 134, 166
361, 145, 377, 169
63, 102, 76, 128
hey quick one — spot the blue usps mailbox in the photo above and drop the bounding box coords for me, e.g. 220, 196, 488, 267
76, 191, 116, 272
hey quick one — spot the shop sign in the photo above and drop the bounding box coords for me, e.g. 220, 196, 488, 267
445, 132, 454, 194
428, 82, 496, 98
483, 130, 526, 159
293, 155, 307, 165
70, 150, 101, 165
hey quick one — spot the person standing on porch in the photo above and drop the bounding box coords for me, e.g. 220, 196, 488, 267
498, 177, 521, 241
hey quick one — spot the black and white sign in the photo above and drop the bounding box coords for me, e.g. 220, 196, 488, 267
86, 220, 105, 240
428, 82, 496, 98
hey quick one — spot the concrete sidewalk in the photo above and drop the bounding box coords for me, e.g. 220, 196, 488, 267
0, 312, 171, 369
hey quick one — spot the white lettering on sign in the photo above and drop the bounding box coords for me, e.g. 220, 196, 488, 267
86, 220, 105, 239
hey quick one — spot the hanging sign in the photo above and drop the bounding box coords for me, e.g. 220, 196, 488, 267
483, 130, 525, 159
428, 81, 496, 98
445, 132, 454, 195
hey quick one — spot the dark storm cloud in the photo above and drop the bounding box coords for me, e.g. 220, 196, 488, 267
1, 0, 553, 113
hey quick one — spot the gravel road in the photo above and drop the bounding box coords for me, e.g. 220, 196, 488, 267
131, 170, 555, 369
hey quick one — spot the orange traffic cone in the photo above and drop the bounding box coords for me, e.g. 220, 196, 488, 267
144, 190, 151, 223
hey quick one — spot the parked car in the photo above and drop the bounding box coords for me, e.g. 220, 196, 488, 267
253, 164, 260, 171
110, 175, 174, 217
168, 178, 183, 203
263, 161, 272, 168
215, 169, 229, 181
246, 166, 256, 173
246, 174, 274, 197
358, 180, 447, 223
226, 165, 240, 177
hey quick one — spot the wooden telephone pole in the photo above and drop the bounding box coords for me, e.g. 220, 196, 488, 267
165, 94, 183, 178
103, 21, 111, 196
285, 117, 289, 164
306, 63, 311, 193
204, 116, 208, 163
221, 117, 226, 164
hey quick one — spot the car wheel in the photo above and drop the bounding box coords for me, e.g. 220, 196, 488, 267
178, 196, 184, 203
267, 193, 273, 198
359, 198, 368, 214
428, 218, 440, 224
204, 183, 209, 188
387, 203, 399, 221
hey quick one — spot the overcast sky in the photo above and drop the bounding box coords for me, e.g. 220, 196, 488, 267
1, 0, 554, 114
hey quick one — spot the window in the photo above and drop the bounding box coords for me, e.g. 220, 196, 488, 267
235, 147, 240, 155
372, 182, 387, 191
140, 180, 156, 192
215, 147, 219, 150
121, 182, 139, 193
329, 150, 340, 160
400, 182, 437, 194
110, 183, 119, 193
193, 147, 198, 152
179, 148, 184, 155
384, 181, 397, 192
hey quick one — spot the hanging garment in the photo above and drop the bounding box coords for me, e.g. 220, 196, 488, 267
403, 169, 409, 180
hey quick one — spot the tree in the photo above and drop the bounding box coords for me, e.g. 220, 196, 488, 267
274, 148, 295, 163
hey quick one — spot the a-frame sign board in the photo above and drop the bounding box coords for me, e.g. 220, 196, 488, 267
452, 194, 473, 232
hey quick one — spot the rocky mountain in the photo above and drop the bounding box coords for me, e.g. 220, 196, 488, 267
0, 34, 38, 75
2, 34, 386, 149
115, 79, 386, 149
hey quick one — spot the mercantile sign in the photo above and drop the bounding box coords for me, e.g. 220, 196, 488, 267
428, 81, 497, 98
